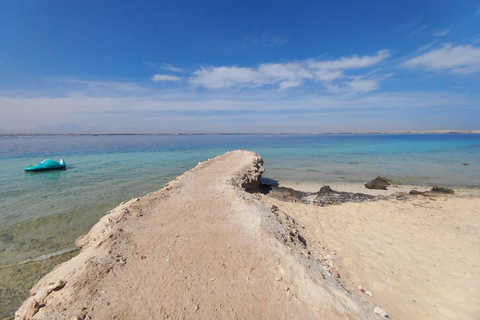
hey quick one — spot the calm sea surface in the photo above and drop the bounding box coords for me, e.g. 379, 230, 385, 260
1, 134, 480, 267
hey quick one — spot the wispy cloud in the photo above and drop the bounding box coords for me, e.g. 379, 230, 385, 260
328, 76, 379, 94
47, 78, 149, 95
151, 74, 182, 82
327, 73, 393, 94
161, 63, 183, 73
307, 50, 389, 70
244, 33, 289, 47
403, 44, 480, 74
398, 15, 424, 31
189, 50, 389, 92
414, 40, 439, 54
142, 61, 184, 73
409, 25, 428, 37
433, 28, 451, 37
1, 91, 475, 132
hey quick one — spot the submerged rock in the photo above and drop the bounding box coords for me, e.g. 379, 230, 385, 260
431, 186, 454, 194
365, 177, 392, 190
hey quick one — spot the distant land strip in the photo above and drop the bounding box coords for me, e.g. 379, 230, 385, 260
1, 130, 480, 137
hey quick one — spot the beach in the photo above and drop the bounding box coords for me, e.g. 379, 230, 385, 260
12, 151, 480, 320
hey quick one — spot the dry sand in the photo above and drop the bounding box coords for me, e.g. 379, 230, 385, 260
261, 187, 480, 320
14, 150, 480, 319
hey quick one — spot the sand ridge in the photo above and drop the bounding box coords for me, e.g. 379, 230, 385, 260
15, 151, 384, 320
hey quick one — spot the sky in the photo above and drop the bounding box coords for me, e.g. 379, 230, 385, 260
0, 0, 479, 133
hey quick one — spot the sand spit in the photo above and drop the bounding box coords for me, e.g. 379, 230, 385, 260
15, 151, 383, 320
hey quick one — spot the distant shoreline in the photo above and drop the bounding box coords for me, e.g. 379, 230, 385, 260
1, 130, 479, 137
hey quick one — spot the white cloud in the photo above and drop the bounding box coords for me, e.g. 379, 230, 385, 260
346, 77, 380, 93
327, 77, 379, 94
189, 66, 267, 88
161, 63, 183, 73
307, 50, 389, 70
142, 61, 184, 73
403, 44, 480, 74
152, 74, 182, 82
189, 50, 389, 90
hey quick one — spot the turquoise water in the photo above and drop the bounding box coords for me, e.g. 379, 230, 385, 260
1, 134, 479, 268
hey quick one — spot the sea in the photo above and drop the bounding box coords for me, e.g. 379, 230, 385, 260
0, 133, 479, 316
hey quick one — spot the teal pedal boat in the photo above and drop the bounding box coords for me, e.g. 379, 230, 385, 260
24, 159, 67, 172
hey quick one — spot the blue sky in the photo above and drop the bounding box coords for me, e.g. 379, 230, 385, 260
0, 0, 479, 133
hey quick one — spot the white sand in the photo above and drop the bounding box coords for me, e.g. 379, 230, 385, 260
261, 192, 480, 320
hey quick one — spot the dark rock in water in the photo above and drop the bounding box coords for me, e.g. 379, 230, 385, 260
318, 186, 334, 194
260, 177, 279, 187
431, 186, 455, 194
409, 190, 423, 195
462, 163, 469, 166
365, 176, 392, 190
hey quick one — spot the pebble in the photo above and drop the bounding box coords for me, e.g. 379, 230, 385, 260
374, 306, 388, 318
366, 290, 373, 297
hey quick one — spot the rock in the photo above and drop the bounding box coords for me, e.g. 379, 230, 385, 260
431, 186, 454, 194
318, 186, 334, 194
331, 269, 341, 279
409, 190, 423, 195
47, 279, 66, 292
462, 163, 469, 165
261, 186, 307, 203
366, 290, 373, 297
374, 306, 388, 318
239, 157, 264, 192
365, 177, 392, 190
15, 298, 40, 320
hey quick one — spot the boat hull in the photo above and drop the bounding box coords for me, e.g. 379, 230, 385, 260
24, 166, 66, 172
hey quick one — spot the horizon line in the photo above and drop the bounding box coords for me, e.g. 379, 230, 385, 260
1, 130, 480, 137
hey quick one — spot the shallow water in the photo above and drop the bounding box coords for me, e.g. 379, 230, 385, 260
0, 133, 479, 317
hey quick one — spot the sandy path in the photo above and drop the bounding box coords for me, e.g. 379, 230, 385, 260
15, 151, 382, 320
262, 193, 480, 320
